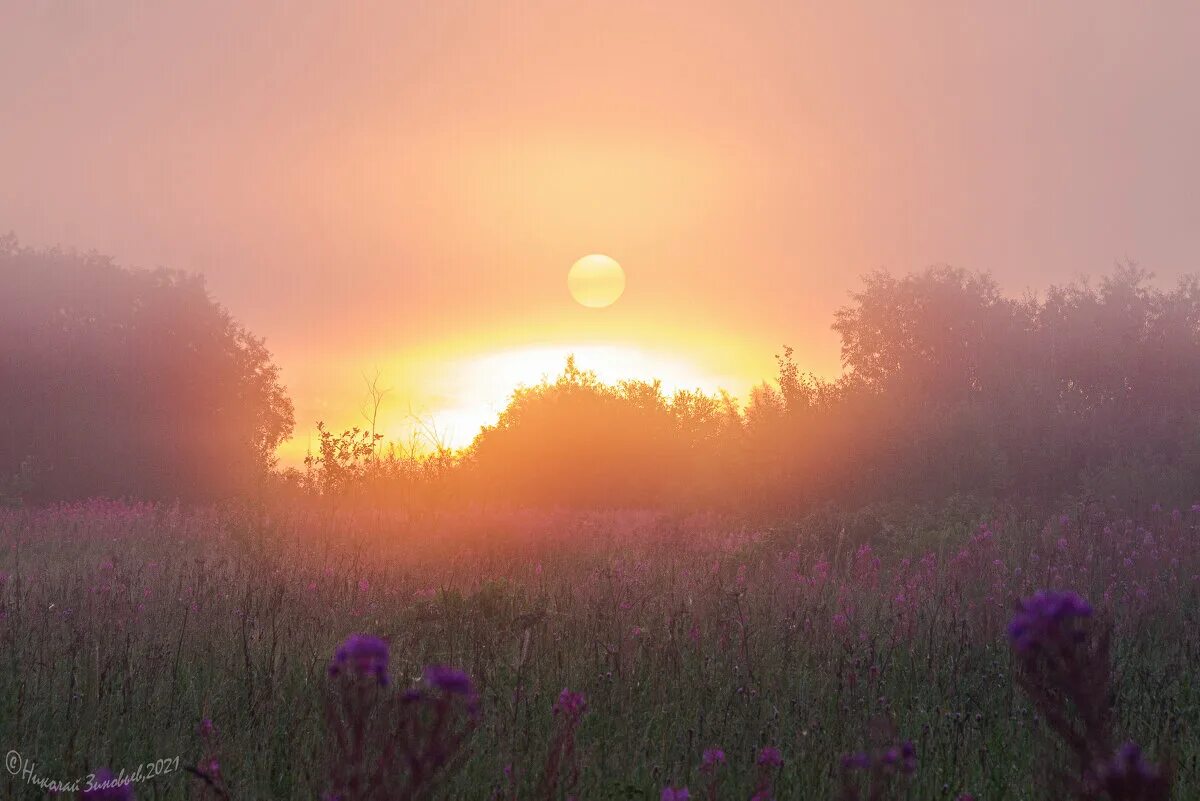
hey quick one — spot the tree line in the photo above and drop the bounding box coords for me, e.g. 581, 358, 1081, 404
4, 236, 1198, 511
299, 264, 1200, 513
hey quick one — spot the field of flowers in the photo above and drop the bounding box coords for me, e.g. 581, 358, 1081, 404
0, 500, 1197, 799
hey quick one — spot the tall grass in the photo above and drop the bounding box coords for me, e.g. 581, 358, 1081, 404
0, 501, 1196, 798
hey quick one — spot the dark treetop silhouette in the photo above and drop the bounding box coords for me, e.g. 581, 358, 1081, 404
5, 236, 1200, 513
0, 236, 293, 502
302, 264, 1200, 513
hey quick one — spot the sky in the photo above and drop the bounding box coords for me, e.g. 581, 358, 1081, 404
3, 2, 1199, 461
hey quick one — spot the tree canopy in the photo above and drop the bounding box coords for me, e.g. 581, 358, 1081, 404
0, 236, 293, 501
464, 265, 1200, 511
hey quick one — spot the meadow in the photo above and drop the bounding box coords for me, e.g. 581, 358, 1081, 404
6, 4, 1200, 798
1, 500, 1196, 799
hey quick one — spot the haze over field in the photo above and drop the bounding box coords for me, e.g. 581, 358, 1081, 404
4, 2, 1200, 460
6, 5, 1200, 800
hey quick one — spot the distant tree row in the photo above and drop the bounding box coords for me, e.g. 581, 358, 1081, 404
0, 236, 293, 502
454, 264, 1200, 510
5, 233, 1198, 512
750, 264, 1200, 510
297, 263, 1200, 513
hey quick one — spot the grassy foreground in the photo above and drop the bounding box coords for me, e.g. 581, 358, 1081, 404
1, 501, 1197, 799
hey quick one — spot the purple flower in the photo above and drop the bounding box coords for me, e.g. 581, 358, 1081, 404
701, 746, 726, 770
842, 741, 915, 775
1100, 741, 1168, 795
1006, 590, 1093, 653
661, 786, 691, 801
1112, 742, 1153, 774
423, 664, 479, 716
757, 746, 782, 767
554, 688, 587, 719
423, 665, 475, 696
197, 718, 216, 738
82, 769, 135, 800
328, 633, 389, 686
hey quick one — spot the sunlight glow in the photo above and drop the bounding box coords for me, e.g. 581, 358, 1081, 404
411, 344, 722, 450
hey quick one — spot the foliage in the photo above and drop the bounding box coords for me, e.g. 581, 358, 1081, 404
0, 236, 294, 501
803, 264, 1200, 508
467, 356, 744, 507
327, 264, 1200, 513
465, 264, 1200, 511
295, 422, 460, 508
303, 423, 384, 497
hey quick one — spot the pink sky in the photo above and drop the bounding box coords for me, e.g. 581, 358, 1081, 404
3, 2, 1198, 458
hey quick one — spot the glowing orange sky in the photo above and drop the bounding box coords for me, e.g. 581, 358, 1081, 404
3, 3, 1199, 462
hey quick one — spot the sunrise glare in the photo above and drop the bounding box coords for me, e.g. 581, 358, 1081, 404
306, 341, 728, 457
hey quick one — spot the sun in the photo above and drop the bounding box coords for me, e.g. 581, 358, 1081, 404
567, 254, 625, 308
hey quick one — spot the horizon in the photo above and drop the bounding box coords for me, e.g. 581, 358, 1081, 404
5, 2, 1200, 465
6, 241, 1191, 467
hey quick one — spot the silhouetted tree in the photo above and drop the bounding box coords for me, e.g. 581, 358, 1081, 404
779, 263, 1200, 508
0, 236, 294, 501
467, 357, 744, 507
270, 261, 1200, 513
